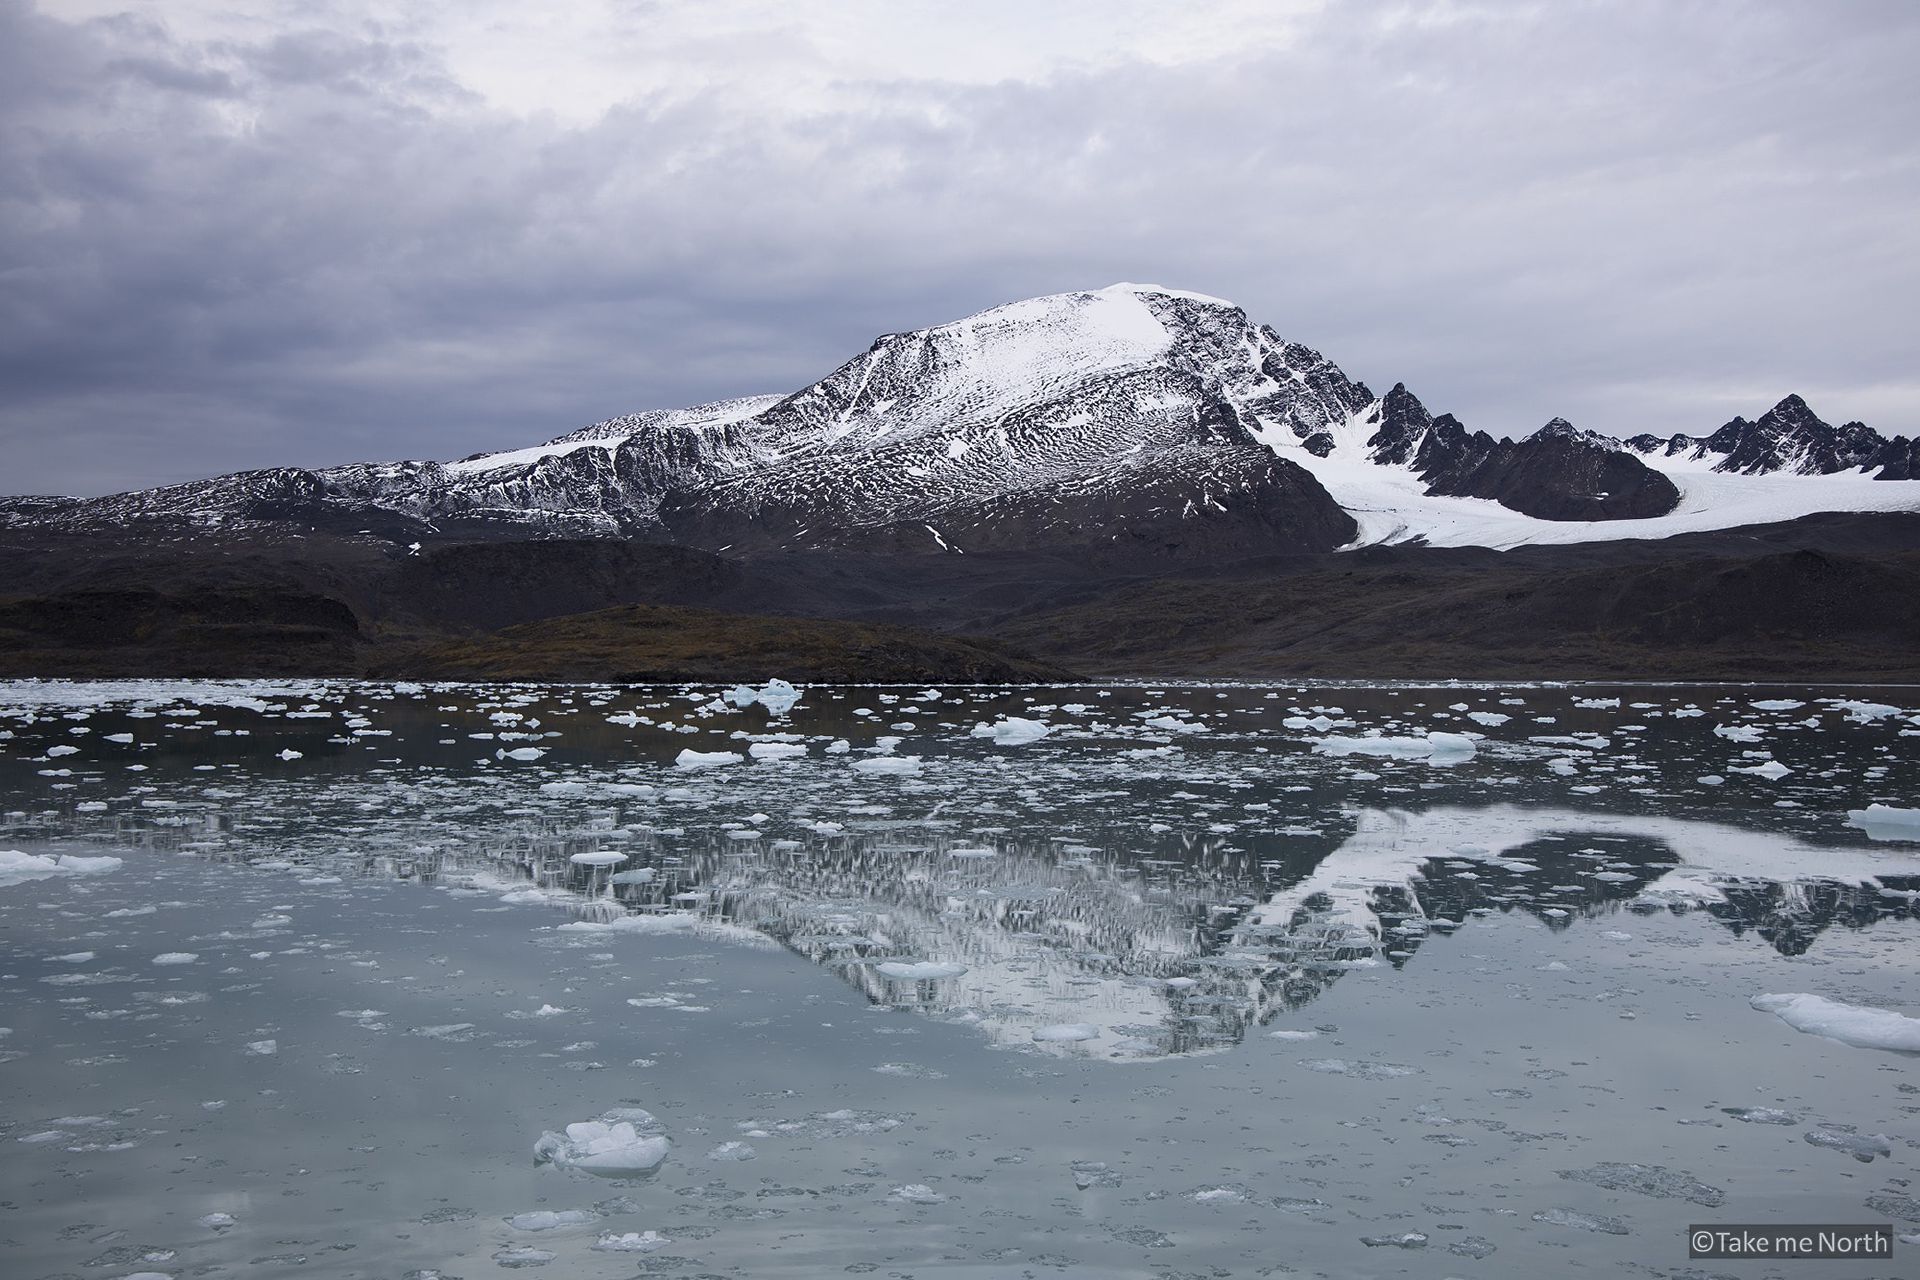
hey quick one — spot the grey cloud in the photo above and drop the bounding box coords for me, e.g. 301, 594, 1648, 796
106, 54, 238, 96
2, 0, 1917, 496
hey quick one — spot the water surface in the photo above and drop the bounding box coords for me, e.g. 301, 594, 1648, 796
3, 678, 1918, 1277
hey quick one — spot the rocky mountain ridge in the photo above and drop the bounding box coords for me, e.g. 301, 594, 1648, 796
5, 284, 1916, 559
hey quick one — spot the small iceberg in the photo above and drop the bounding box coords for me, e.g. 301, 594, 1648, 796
971, 717, 1053, 746
534, 1113, 672, 1177
1751, 993, 1920, 1052
675, 749, 743, 768
1312, 732, 1476, 762
0, 850, 123, 888
1849, 804, 1920, 841
725, 679, 802, 716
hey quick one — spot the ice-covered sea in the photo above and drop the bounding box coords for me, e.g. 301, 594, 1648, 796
3, 678, 1919, 1278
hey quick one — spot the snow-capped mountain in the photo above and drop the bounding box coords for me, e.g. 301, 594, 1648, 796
6, 284, 1917, 556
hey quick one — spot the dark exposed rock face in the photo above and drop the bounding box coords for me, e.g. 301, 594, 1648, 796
1870, 436, 1920, 481
1361, 383, 1437, 467
1417, 418, 1683, 521
657, 367, 1358, 561
1699, 395, 1885, 475
1358, 389, 1681, 521
1625, 394, 1917, 480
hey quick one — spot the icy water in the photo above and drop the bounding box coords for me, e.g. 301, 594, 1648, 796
3, 679, 1920, 1280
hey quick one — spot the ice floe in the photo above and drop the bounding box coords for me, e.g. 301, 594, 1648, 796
534, 1114, 672, 1177
0, 850, 123, 887
1311, 732, 1475, 761
1751, 992, 1920, 1052
972, 717, 1052, 745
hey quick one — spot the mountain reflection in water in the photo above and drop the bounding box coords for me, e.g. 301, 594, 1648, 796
83, 799, 1920, 1062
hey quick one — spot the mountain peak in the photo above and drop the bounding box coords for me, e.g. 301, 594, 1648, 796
7, 286, 1914, 553
1094, 281, 1238, 308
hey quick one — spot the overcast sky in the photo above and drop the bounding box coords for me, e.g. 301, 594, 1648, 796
4, 0, 1916, 496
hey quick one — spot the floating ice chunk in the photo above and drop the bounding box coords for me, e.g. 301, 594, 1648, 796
1835, 700, 1902, 722
197, 1212, 236, 1230
1751, 993, 1920, 1052
1731, 759, 1791, 780
886, 1183, 946, 1204
411, 1023, 477, 1041
608, 868, 656, 885
1312, 732, 1475, 762
592, 1231, 669, 1253
756, 679, 802, 715
748, 742, 807, 760
507, 1209, 598, 1231
853, 755, 921, 775
1722, 1106, 1797, 1125
971, 717, 1053, 745
1804, 1129, 1892, 1162
534, 1117, 671, 1177
245, 1039, 278, 1056
1066, 1160, 1120, 1190
1713, 724, 1764, 743
1359, 1231, 1428, 1248
1266, 1028, 1319, 1041
1164, 976, 1198, 990
1557, 1162, 1723, 1207
153, 952, 198, 965
875, 962, 968, 981
569, 851, 627, 867
498, 746, 547, 761
276, 749, 303, 761
723, 679, 802, 715
1467, 711, 1510, 726
1141, 716, 1205, 734
674, 749, 743, 768
45, 744, 80, 757
1533, 1207, 1629, 1234
491, 1245, 556, 1267
824, 739, 851, 754
1849, 804, 1920, 841
1032, 1023, 1101, 1042
706, 1141, 756, 1161
1299, 1058, 1422, 1079
0, 850, 123, 887
1751, 699, 1804, 711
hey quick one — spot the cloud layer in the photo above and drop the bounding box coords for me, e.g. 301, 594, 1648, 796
5, 0, 1917, 495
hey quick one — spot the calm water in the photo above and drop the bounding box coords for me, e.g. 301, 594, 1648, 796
3, 678, 1918, 1278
